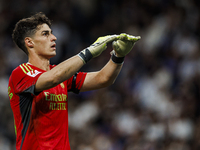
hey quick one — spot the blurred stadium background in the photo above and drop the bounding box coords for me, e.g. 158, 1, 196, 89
0, 0, 200, 149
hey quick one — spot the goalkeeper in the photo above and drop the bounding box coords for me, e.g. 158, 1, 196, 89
8, 12, 140, 150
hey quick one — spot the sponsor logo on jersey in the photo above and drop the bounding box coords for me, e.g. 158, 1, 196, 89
27, 70, 41, 77
44, 92, 68, 110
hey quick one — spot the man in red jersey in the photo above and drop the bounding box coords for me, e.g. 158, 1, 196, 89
8, 12, 140, 150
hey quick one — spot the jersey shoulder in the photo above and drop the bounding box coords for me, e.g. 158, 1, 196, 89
11, 63, 30, 78
10, 63, 42, 84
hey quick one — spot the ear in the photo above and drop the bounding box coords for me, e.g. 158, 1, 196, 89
25, 37, 34, 48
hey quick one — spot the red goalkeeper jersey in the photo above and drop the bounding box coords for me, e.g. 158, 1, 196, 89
8, 63, 87, 150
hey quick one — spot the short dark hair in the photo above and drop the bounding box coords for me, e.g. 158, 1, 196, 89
12, 12, 52, 55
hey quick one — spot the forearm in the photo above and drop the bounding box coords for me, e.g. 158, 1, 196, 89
35, 55, 84, 92
99, 51, 124, 86
80, 58, 123, 92
99, 58, 123, 86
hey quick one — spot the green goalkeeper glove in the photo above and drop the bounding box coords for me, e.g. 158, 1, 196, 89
112, 33, 141, 57
78, 35, 120, 64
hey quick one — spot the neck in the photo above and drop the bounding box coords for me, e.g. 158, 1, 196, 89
28, 54, 50, 71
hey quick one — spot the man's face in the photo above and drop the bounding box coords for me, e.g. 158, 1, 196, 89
31, 23, 57, 59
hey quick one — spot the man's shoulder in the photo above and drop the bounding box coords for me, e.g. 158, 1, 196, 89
9, 63, 44, 90
9, 63, 28, 86
11, 63, 44, 79
12, 63, 31, 75
11, 63, 26, 76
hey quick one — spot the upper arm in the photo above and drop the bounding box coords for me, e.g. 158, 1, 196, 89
67, 72, 87, 94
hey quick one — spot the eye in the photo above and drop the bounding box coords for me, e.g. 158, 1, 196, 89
43, 31, 49, 36
43, 33, 48, 36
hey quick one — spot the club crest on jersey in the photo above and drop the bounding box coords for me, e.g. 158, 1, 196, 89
60, 82, 65, 89
27, 70, 41, 77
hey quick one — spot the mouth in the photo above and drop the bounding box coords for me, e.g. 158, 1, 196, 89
51, 43, 56, 50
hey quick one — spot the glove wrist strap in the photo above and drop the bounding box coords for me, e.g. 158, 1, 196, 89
78, 48, 93, 64
111, 51, 125, 65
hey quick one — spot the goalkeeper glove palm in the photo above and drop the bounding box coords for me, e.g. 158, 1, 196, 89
112, 33, 141, 57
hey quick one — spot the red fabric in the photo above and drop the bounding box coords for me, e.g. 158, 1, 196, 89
8, 63, 87, 150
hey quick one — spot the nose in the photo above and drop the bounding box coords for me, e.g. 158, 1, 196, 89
51, 34, 57, 41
